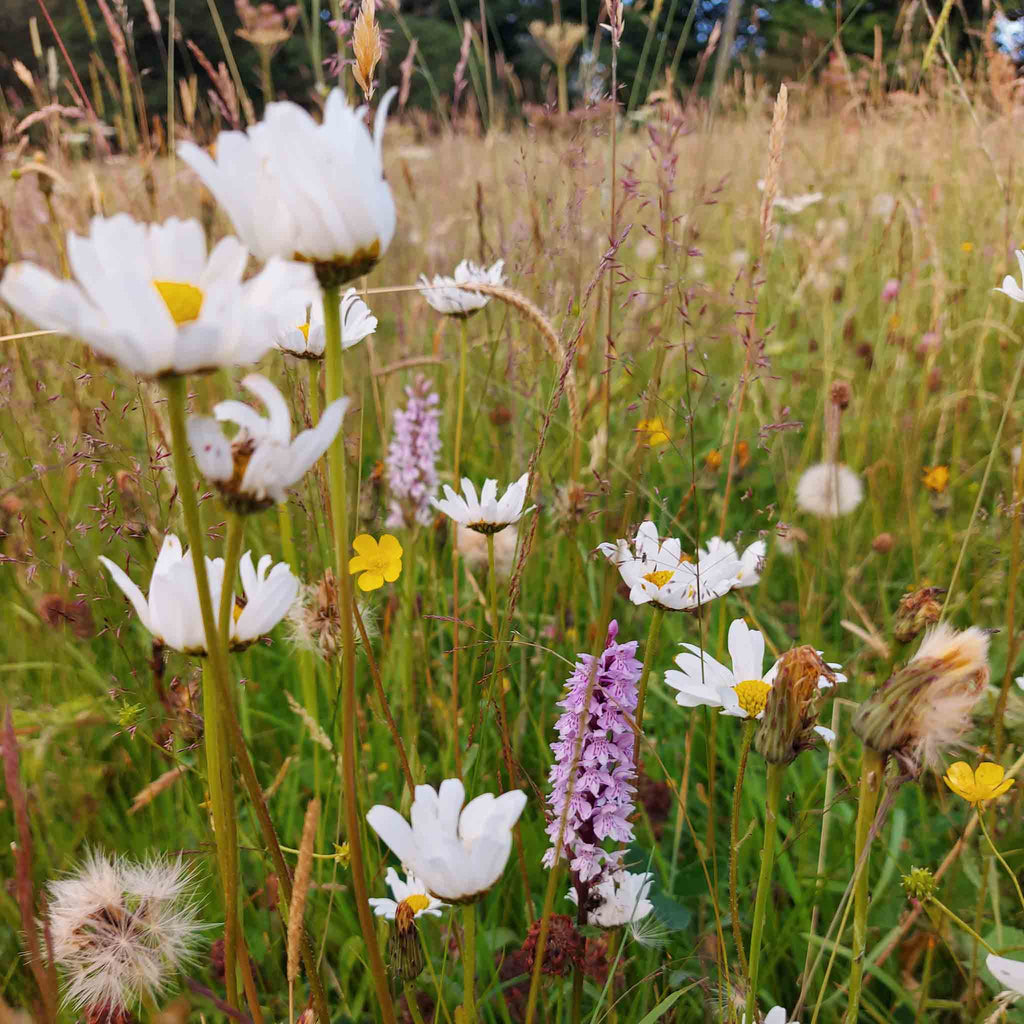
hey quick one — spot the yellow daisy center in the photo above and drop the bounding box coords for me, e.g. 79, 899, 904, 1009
297, 322, 311, 341
232, 600, 245, 623
733, 679, 772, 718
402, 893, 431, 914
153, 280, 204, 325
643, 569, 674, 588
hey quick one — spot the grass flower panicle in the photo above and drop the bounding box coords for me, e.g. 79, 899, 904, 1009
47, 852, 205, 1014
419, 259, 506, 316
0, 215, 313, 377
385, 377, 441, 529
543, 620, 642, 883
188, 373, 347, 510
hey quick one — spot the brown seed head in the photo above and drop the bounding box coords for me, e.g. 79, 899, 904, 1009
872, 532, 895, 554
830, 379, 853, 410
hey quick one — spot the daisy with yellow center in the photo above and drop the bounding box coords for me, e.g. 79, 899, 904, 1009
368, 868, 448, 920
665, 618, 843, 733
0, 214, 314, 377
943, 761, 1014, 805
276, 288, 377, 359
349, 534, 403, 591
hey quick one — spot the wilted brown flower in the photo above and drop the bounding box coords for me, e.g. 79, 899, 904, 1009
852, 623, 990, 774
519, 915, 585, 977
893, 587, 944, 644
755, 646, 836, 765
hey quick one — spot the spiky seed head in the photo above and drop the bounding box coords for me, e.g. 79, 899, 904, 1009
901, 865, 937, 902
755, 646, 834, 765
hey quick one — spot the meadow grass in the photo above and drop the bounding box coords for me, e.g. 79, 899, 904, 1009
2, 79, 1024, 1024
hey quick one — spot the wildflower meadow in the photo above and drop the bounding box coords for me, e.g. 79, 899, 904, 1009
3, 2, 1024, 1022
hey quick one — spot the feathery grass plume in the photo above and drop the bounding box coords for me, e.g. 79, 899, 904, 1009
287, 797, 320, 983
754, 646, 837, 765
852, 623, 990, 774
352, 0, 383, 101
47, 852, 205, 1014
758, 82, 788, 253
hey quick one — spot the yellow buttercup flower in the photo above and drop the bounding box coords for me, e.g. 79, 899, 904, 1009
922, 465, 950, 493
943, 761, 1014, 805
637, 417, 670, 447
961, 241, 974, 253
349, 533, 403, 591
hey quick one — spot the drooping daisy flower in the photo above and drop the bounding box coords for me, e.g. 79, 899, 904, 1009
99, 536, 298, 654
276, 288, 377, 359
47, 851, 205, 1014
666, 619, 843, 731
996, 250, 1024, 303
366, 778, 527, 902
430, 474, 534, 535
369, 868, 447, 920
187, 373, 346, 511
385, 377, 441, 529
987, 953, 1024, 995
794, 463, 863, 518
0, 215, 313, 377
418, 259, 505, 317
852, 622, 990, 774
179, 89, 397, 283
597, 521, 758, 612
567, 869, 654, 928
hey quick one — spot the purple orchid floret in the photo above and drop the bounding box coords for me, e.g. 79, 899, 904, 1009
385, 376, 441, 529
543, 620, 642, 883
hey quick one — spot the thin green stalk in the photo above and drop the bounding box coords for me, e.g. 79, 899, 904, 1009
163, 375, 239, 1011
463, 902, 477, 1021
913, 938, 935, 1024
571, 963, 583, 1024
322, 284, 398, 1024
729, 719, 755, 975
308, 358, 321, 424
633, 607, 664, 766
404, 983, 427, 1024
979, 810, 1024, 913
929, 896, 999, 953
744, 761, 784, 1023
451, 321, 469, 776
995, 424, 1024, 753
846, 746, 884, 1023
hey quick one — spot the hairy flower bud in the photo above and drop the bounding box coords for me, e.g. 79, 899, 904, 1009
387, 901, 425, 981
893, 587, 944, 644
852, 623, 989, 774
755, 646, 836, 765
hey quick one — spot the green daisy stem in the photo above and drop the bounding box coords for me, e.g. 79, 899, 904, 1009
978, 807, 1024, 913
322, 283, 398, 1024
846, 746, 885, 1023
633, 607, 665, 769
163, 374, 239, 1010
404, 982, 427, 1024
462, 902, 477, 1022
449, 319, 470, 776
308, 358, 321, 423
744, 761, 784, 1022
729, 718, 756, 975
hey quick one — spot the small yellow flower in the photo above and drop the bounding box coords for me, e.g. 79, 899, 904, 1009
349, 533, 403, 591
637, 417, 670, 447
961, 241, 974, 253
922, 465, 950, 493
706, 449, 723, 471
943, 761, 1014, 805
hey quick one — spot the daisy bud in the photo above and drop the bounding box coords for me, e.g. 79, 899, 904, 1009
387, 901, 426, 981
851, 623, 989, 774
892, 586, 944, 644
754, 646, 836, 765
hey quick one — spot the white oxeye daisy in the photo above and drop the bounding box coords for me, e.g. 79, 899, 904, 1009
276, 288, 377, 359
665, 619, 843, 734
98, 535, 298, 654
596, 521, 757, 612
47, 851, 205, 1014
0, 215, 313, 378
794, 462, 863, 518
366, 778, 527, 902
987, 953, 1024, 995
368, 868, 448, 920
430, 474, 534, 535
187, 373, 347, 511
567, 869, 655, 929
418, 258, 506, 317
996, 250, 1024, 303
179, 88, 397, 283
744, 1007, 799, 1024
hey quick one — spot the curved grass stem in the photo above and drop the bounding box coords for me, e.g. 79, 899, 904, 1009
729, 719, 755, 976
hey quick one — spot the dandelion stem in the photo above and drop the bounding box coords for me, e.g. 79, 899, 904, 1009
978, 810, 1024, 914
744, 760, 784, 1022
729, 719, 755, 975
164, 375, 239, 1011
633, 607, 664, 768
462, 901, 477, 1022
846, 746, 884, 1022
322, 283, 398, 1024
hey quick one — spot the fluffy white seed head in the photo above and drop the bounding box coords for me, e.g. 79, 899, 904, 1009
795, 462, 863, 518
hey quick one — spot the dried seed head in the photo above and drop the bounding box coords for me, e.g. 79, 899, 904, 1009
286, 571, 372, 659
352, 0, 383, 101
830, 379, 853, 410
852, 623, 990, 774
872, 532, 895, 554
519, 915, 586, 977
755, 646, 835, 765
893, 587, 945, 644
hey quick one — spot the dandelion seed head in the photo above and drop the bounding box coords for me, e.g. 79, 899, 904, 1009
795, 462, 863, 519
